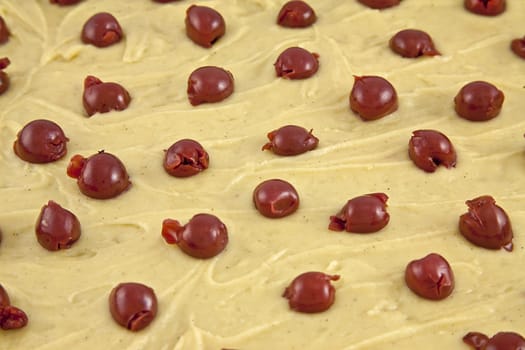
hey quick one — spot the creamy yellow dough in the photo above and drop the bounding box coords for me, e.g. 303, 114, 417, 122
1, 0, 525, 349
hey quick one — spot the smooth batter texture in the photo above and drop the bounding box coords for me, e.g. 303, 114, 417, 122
1, 0, 525, 349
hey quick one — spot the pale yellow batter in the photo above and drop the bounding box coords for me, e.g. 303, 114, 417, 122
1, 0, 525, 349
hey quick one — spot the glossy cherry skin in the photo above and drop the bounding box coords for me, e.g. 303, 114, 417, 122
262, 125, 318, 156
350, 75, 398, 121
277, 1, 316, 28
0, 16, 9, 44
109, 282, 157, 332
390, 29, 440, 58
274, 47, 319, 80
185, 5, 225, 48
50, 0, 82, 5
408, 130, 456, 173
464, 0, 506, 16
329, 193, 389, 233
162, 213, 228, 259
405, 253, 454, 300
357, 0, 400, 9
283, 272, 340, 313
83, 76, 131, 116
511, 36, 525, 59
67, 151, 131, 199
454, 81, 504, 122
35, 201, 81, 251
253, 179, 300, 218
81, 12, 123, 48
13, 119, 69, 163
163, 139, 209, 177
0, 305, 28, 330
187, 66, 234, 106
0, 57, 10, 95
0, 284, 10, 307
463, 331, 525, 350
459, 195, 513, 251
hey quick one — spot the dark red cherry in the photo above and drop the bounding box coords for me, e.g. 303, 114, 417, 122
511, 36, 525, 59
163, 139, 209, 177
463, 331, 525, 350
81, 12, 123, 47
349, 75, 398, 121
187, 66, 234, 106
262, 125, 318, 156
0, 284, 10, 307
283, 272, 340, 313
408, 130, 456, 173
0, 57, 10, 95
83, 75, 131, 116
459, 195, 513, 251
405, 253, 454, 300
35, 200, 81, 251
67, 151, 131, 199
274, 47, 319, 80
13, 119, 69, 163
464, 0, 506, 16
389, 29, 440, 58
357, 0, 400, 9
0, 16, 10, 44
329, 193, 389, 233
109, 282, 157, 332
50, 0, 82, 5
185, 5, 225, 48
253, 179, 300, 218
153, 0, 180, 2
162, 213, 228, 259
0, 305, 28, 330
454, 81, 504, 121
277, 1, 316, 28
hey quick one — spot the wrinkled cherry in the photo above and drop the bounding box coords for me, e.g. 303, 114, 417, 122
67, 151, 131, 199
187, 66, 234, 106
35, 200, 81, 251
0, 16, 10, 44
463, 331, 525, 350
13, 119, 69, 163
459, 195, 513, 251
83, 75, 131, 116
0, 305, 28, 330
329, 193, 389, 233
277, 1, 316, 28
50, 0, 82, 5
405, 253, 454, 300
274, 47, 319, 80
109, 282, 157, 332
283, 272, 340, 313
408, 130, 456, 173
454, 81, 504, 122
357, 0, 400, 9
0, 57, 10, 95
162, 213, 228, 259
464, 0, 506, 16
253, 179, 300, 218
389, 29, 440, 58
163, 139, 209, 177
185, 5, 225, 48
349, 75, 398, 121
262, 125, 319, 156
81, 12, 123, 48
511, 36, 525, 59
0, 285, 10, 307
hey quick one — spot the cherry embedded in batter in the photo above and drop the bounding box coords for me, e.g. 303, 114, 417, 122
0, 16, 10, 44
349, 75, 398, 121
274, 47, 319, 80
511, 36, 525, 59
81, 12, 123, 48
405, 253, 454, 300
163, 139, 209, 178
253, 179, 300, 218
13, 119, 69, 164
463, 331, 525, 350
187, 66, 234, 106
357, 0, 401, 9
408, 130, 457, 173
35, 200, 81, 251
389, 29, 440, 58
67, 151, 131, 199
161, 213, 228, 259
329, 193, 389, 233
153, 0, 180, 2
0, 305, 28, 330
464, 0, 506, 16
0, 57, 10, 96
185, 5, 225, 48
109, 282, 158, 332
283, 272, 340, 313
50, 0, 82, 5
454, 81, 504, 122
0, 284, 10, 307
83, 75, 131, 116
277, 1, 316, 28
459, 195, 513, 251
262, 125, 319, 156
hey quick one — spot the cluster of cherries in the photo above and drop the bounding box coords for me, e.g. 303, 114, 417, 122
1, 0, 524, 347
